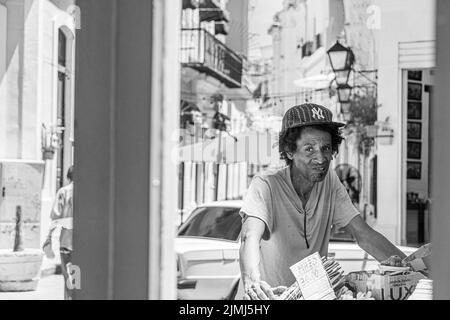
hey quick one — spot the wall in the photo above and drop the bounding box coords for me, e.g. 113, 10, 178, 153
326, 0, 345, 49
0, 3, 6, 78
226, 0, 249, 56
0, 0, 76, 255
0, 0, 34, 159
432, 0, 450, 299
374, 0, 435, 243
268, 0, 342, 114
39, 0, 76, 255
0, 3, 6, 149
343, 0, 376, 70
73, 0, 179, 299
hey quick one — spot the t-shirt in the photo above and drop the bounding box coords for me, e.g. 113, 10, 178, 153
50, 183, 73, 250
239, 166, 360, 289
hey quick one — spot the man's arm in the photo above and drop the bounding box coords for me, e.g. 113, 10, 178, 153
344, 215, 407, 261
239, 216, 275, 300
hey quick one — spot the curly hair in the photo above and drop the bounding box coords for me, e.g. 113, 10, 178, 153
279, 125, 344, 166
67, 166, 74, 181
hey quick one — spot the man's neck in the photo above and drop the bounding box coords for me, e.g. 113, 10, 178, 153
290, 165, 314, 199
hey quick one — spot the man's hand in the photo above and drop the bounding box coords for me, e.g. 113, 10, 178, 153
243, 280, 277, 300
42, 235, 55, 259
381, 255, 405, 267
272, 285, 288, 296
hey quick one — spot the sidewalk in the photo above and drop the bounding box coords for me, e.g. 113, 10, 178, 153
0, 274, 64, 300
0, 256, 64, 300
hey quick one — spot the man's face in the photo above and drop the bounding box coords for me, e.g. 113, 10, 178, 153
288, 126, 333, 183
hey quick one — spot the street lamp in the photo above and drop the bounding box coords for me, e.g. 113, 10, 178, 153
340, 101, 352, 122
327, 40, 354, 86
337, 84, 352, 104
342, 109, 352, 123
341, 102, 351, 114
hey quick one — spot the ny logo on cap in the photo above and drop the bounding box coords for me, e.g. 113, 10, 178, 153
311, 107, 325, 120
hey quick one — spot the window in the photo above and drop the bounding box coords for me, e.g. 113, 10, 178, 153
177, 206, 242, 241
315, 33, 322, 50
58, 29, 67, 67
301, 41, 313, 57
56, 28, 70, 188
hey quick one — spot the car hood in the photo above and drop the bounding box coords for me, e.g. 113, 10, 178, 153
175, 237, 240, 254
329, 242, 418, 258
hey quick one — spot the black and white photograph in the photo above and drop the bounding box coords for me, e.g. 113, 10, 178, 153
408, 101, 422, 120
408, 82, 423, 101
2, 0, 450, 305
407, 161, 422, 180
407, 122, 422, 139
408, 70, 423, 81
408, 141, 422, 159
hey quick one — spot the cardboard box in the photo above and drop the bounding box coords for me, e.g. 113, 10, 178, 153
346, 271, 425, 300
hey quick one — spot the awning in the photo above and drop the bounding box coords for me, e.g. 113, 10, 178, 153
182, 0, 199, 9
178, 130, 277, 165
183, 0, 220, 10
199, 0, 221, 9
293, 73, 335, 89
199, 8, 230, 22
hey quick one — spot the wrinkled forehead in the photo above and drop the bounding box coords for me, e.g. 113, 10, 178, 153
297, 126, 332, 144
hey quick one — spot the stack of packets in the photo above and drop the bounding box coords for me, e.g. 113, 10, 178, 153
277, 243, 431, 300
345, 243, 431, 300
278, 252, 373, 300
278, 252, 343, 300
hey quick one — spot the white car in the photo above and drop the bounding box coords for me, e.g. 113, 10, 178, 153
175, 200, 417, 300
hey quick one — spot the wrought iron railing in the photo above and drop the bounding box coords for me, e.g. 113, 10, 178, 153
181, 28, 243, 88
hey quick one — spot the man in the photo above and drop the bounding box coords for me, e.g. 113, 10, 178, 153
42, 166, 74, 300
238, 103, 406, 300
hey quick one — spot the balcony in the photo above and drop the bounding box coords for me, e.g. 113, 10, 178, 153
181, 28, 243, 88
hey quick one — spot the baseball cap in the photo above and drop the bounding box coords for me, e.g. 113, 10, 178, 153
281, 103, 345, 133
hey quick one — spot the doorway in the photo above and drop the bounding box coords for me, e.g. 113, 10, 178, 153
56, 29, 72, 189
404, 68, 434, 246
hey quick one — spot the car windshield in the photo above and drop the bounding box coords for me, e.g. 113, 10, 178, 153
178, 206, 242, 241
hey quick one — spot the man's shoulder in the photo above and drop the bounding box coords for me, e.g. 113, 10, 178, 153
252, 166, 287, 187
254, 166, 286, 180
57, 183, 73, 195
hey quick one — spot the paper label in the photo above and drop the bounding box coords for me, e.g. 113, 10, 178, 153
346, 271, 425, 300
290, 252, 336, 300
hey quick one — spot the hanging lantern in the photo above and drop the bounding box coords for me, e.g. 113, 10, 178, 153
342, 112, 352, 122
327, 41, 355, 86
341, 102, 351, 114
337, 84, 352, 103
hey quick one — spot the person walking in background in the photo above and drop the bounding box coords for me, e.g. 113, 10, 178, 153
42, 166, 74, 300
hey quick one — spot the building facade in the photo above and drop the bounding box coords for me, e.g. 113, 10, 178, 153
373, 0, 436, 245
179, 0, 263, 222
0, 0, 77, 250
